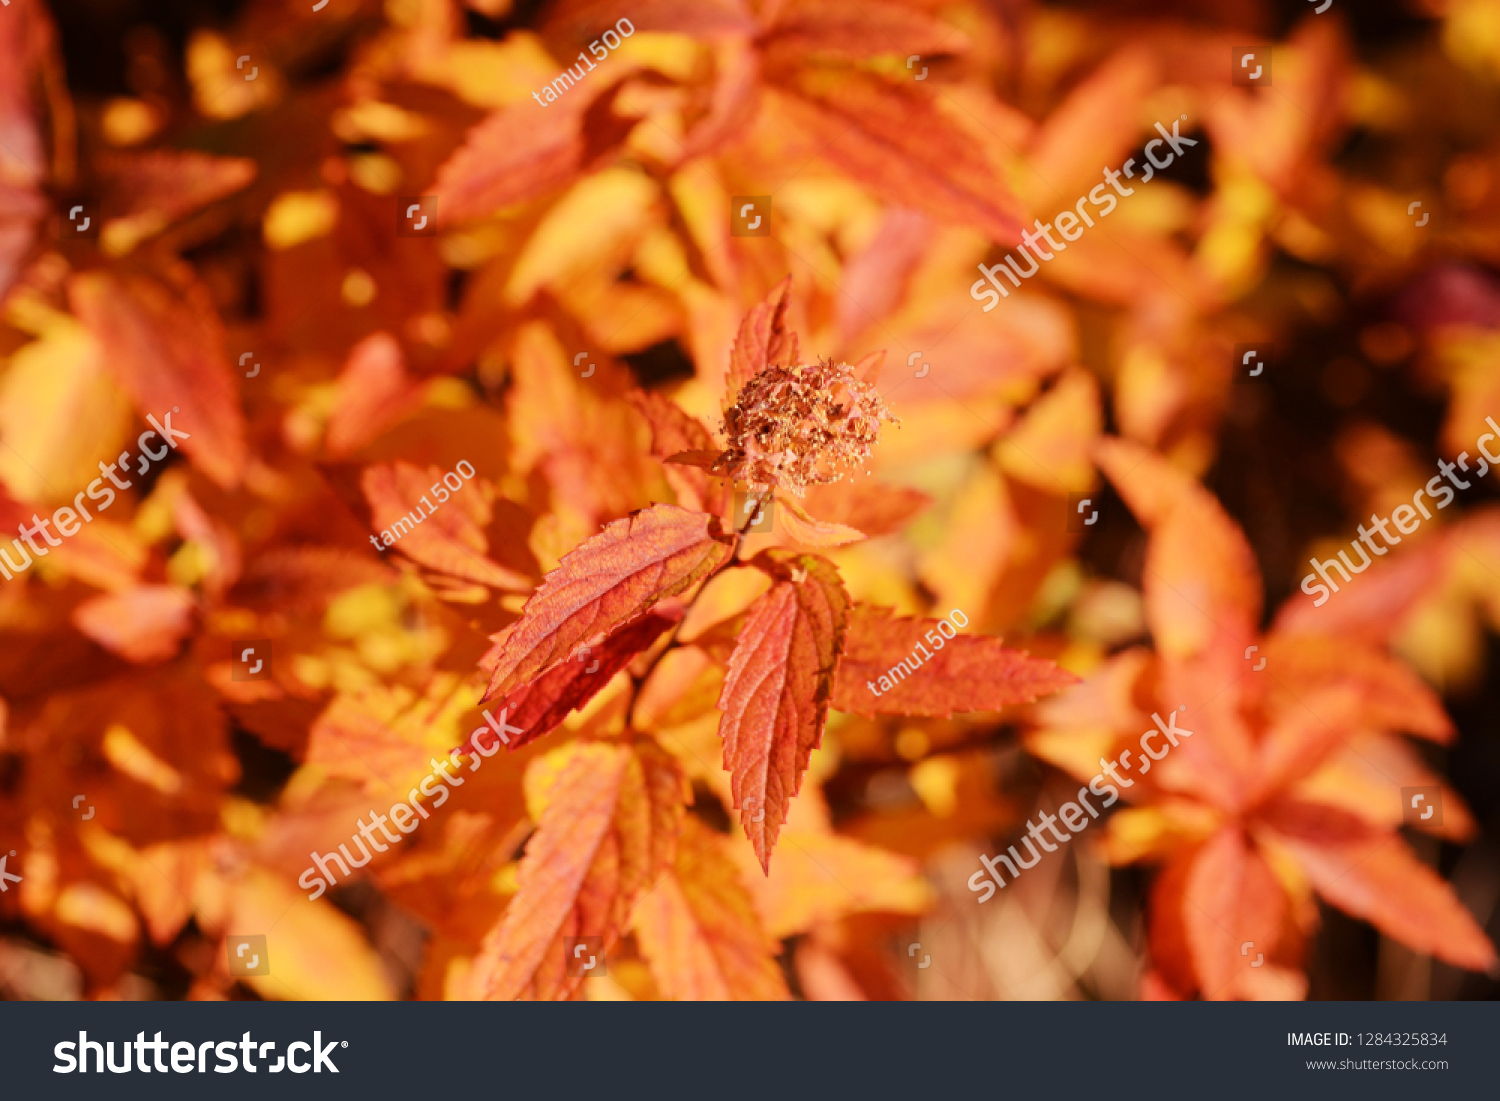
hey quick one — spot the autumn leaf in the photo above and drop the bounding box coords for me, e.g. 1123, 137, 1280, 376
761, 0, 968, 63
483, 504, 732, 701
326, 333, 428, 457
72, 585, 196, 664
432, 75, 636, 225
360, 461, 530, 591
717, 552, 848, 873
474, 609, 681, 753
726, 789, 932, 939
762, 70, 1024, 244
631, 815, 789, 1000
0, 0, 53, 301
471, 740, 687, 1000
1258, 800, 1497, 974
1180, 826, 1289, 1000
774, 493, 865, 548
723, 275, 797, 406
831, 605, 1077, 718
627, 389, 730, 516
67, 266, 247, 489
95, 149, 256, 256
799, 478, 930, 538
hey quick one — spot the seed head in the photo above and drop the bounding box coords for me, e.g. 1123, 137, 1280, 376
718, 358, 898, 497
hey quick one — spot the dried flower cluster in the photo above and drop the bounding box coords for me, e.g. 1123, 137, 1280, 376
717, 360, 899, 497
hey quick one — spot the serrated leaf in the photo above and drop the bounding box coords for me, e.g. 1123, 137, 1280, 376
717, 552, 848, 873
632, 816, 789, 1000
723, 275, 795, 407
628, 389, 729, 515
831, 605, 1076, 718
472, 610, 681, 753
484, 504, 732, 700
472, 741, 686, 1000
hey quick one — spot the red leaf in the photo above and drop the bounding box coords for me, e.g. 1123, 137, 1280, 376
68, 267, 247, 489
472, 741, 687, 1000
1259, 799, 1498, 973
831, 605, 1076, 718
0, 0, 51, 302
723, 276, 796, 406
96, 150, 255, 255
471, 610, 681, 753
717, 552, 848, 873
484, 504, 732, 701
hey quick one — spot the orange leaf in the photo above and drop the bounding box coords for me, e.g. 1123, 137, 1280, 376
763, 0, 967, 63
325, 333, 427, 457
361, 461, 530, 591
799, 479, 929, 538
718, 553, 848, 872
774, 493, 864, 547
1260, 636, 1454, 744
1180, 826, 1287, 1000
831, 605, 1076, 718
68, 267, 247, 489
632, 816, 790, 1000
472, 741, 686, 1000
1259, 800, 1498, 973
484, 504, 732, 700
431, 81, 632, 225
1095, 436, 1261, 662
1248, 686, 1364, 807
72, 585, 196, 664
543, 0, 754, 38
764, 73, 1024, 244
96, 150, 255, 255
628, 389, 729, 515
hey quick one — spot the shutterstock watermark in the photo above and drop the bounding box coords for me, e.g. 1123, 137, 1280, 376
1300, 416, 1500, 607
970, 117, 1199, 311
968, 707, 1193, 902
0, 411, 188, 582
298, 706, 522, 899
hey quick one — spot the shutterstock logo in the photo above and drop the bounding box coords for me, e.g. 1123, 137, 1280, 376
54, 1031, 346, 1074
